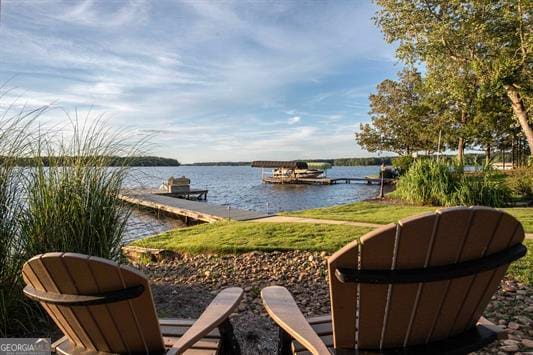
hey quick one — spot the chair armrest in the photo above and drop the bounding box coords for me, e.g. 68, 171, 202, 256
167, 287, 243, 355
261, 286, 330, 355
478, 316, 507, 340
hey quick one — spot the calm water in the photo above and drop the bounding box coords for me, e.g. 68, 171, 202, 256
123, 166, 382, 240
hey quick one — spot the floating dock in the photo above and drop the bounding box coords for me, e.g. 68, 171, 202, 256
120, 189, 269, 224
262, 176, 395, 185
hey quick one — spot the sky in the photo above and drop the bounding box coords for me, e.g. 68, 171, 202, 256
0, 0, 401, 163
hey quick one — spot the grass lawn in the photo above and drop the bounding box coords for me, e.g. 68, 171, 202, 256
284, 201, 533, 233
131, 222, 373, 254
508, 240, 532, 286
131, 219, 531, 285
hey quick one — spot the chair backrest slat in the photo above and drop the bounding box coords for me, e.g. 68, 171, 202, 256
327, 237, 359, 349
22, 259, 84, 347
406, 207, 473, 345
328, 206, 526, 351
22, 252, 164, 354
380, 213, 438, 348
431, 208, 504, 340
467, 218, 524, 330
61, 253, 129, 352
356, 225, 396, 349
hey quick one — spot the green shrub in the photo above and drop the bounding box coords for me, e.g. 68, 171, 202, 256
392, 156, 415, 175
396, 159, 510, 207
506, 166, 533, 199
452, 172, 511, 207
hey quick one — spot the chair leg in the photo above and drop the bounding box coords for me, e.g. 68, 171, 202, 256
278, 327, 292, 355
218, 319, 241, 355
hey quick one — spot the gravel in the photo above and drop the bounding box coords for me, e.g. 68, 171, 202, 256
135, 251, 533, 355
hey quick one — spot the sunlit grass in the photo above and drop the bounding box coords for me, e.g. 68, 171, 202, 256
131, 221, 373, 254
284, 201, 533, 233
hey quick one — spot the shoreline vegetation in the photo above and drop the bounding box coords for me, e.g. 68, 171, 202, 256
2, 155, 180, 167
182, 153, 519, 166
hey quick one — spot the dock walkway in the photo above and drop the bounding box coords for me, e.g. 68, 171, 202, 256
120, 190, 269, 223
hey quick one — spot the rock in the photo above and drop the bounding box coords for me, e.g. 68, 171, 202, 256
508, 321, 521, 330
501, 344, 519, 352
134, 250, 532, 355
523, 339, 533, 349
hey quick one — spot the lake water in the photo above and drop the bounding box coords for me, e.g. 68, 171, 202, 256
123, 165, 382, 240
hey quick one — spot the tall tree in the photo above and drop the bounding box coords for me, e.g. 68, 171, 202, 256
356, 68, 440, 155
374, 0, 533, 156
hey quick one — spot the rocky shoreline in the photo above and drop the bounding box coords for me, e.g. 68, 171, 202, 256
134, 251, 533, 354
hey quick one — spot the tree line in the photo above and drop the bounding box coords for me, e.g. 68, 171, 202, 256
1, 155, 180, 167
356, 0, 532, 165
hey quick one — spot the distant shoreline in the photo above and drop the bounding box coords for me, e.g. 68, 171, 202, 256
182, 153, 497, 167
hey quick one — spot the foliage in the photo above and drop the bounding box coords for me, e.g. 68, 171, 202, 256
334, 157, 393, 166
22, 119, 134, 261
0, 101, 139, 337
374, 0, 533, 155
395, 159, 460, 205
0, 107, 48, 337
392, 156, 415, 175
131, 222, 373, 254
8, 155, 179, 167
506, 166, 533, 198
395, 159, 510, 207
356, 68, 441, 155
508, 239, 533, 286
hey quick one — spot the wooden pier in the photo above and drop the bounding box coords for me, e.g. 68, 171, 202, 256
120, 190, 269, 224
168, 189, 208, 200
262, 176, 395, 185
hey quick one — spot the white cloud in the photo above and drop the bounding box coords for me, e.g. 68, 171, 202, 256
0, 0, 397, 162
287, 116, 301, 125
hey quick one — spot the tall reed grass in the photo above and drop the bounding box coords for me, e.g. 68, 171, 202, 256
0, 100, 141, 336
395, 159, 511, 207
22, 117, 136, 260
0, 105, 49, 337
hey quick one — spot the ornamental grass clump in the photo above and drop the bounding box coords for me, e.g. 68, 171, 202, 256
22, 118, 136, 261
0, 107, 48, 337
395, 159, 510, 207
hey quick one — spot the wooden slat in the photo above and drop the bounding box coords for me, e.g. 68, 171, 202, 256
292, 318, 333, 355
22, 261, 81, 347
307, 315, 331, 325
463, 213, 524, 331
163, 337, 219, 350
24, 255, 90, 347
406, 207, 473, 345
61, 253, 128, 352
39, 253, 101, 350
292, 335, 333, 353
357, 224, 397, 349
118, 263, 165, 351
327, 237, 359, 348
430, 208, 499, 340
86, 256, 158, 353
381, 213, 438, 348
160, 325, 220, 338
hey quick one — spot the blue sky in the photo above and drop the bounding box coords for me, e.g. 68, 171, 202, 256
0, 0, 400, 163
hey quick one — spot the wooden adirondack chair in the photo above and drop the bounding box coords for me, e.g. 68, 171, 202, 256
261, 206, 527, 354
22, 252, 243, 355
